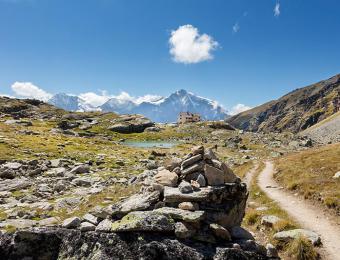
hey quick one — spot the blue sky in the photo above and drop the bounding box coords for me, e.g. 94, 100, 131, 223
1, 0, 340, 113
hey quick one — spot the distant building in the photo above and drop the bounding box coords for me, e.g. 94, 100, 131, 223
178, 112, 201, 124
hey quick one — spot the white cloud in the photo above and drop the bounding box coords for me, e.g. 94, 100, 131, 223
79, 91, 163, 106
232, 23, 240, 33
274, 2, 280, 17
79, 91, 112, 107
169, 24, 218, 64
230, 104, 252, 115
0, 93, 15, 98
11, 82, 52, 101
135, 94, 163, 104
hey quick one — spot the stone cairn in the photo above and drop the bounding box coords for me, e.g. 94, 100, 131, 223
62, 146, 262, 252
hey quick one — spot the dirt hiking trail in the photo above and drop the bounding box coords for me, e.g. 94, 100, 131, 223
258, 161, 340, 260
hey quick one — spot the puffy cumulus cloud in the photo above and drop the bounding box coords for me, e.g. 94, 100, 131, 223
274, 2, 280, 17
11, 82, 52, 101
169, 24, 218, 64
230, 104, 252, 115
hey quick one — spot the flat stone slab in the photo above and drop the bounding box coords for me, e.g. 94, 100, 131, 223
153, 207, 205, 223
0, 219, 37, 229
111, 211, 174, 232
118, 191, 160, 214
274, 229, 321, 245
163, 186, 213, 202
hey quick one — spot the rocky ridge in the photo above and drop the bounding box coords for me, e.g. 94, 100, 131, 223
227, 74, 340, 133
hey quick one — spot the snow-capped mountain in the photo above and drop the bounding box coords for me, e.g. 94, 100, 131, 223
101, 89, 228, 122
48, 93, 97, 112
48, 90, 228, 122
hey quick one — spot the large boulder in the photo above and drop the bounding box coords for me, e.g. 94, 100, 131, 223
273, 229, 321, 245
108, 114, 154, 133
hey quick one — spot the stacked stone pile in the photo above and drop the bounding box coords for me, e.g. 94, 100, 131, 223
0, 146, 272, 259
62, 146, 251, 244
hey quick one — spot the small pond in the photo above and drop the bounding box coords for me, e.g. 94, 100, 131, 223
123, 141, 178, 149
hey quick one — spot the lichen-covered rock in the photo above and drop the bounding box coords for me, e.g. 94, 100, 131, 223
111, 211, 175, 232
153, 207, 205, 223
273, 229, 321, 245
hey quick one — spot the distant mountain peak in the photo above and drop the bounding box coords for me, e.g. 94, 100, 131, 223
48, 89, 228, 122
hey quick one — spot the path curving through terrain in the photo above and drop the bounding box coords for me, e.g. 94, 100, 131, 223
243, 162, 259, 188
258, 161, 340, 260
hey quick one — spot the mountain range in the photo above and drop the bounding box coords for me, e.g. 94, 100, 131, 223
47, 89, 228, 123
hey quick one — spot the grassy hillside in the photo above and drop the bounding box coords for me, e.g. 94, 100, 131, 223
274, 143, 340, 214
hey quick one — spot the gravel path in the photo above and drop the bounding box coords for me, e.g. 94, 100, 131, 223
258, 161, 340, 260
243, 162, 259, 188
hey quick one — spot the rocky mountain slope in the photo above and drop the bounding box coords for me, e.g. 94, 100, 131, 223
301, 111, 340, 144
49, 90, 228, 123
227, 74, 340, 133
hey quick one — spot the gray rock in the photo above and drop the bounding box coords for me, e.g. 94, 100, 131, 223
3, 162, 22, 170
95, 219, 114, 232
196, 174, 207, 187
90, 205, 114, 219
178, 181, 193, 194
273, 229, 321, 245
70, 164, 90, 174
0, 169, 15, 179
191, 145, 204, 155
111, 211, 175, 232
221, 163, 239, 183
83, 213, 99, 225
62, 217, 81, 229
261, 215, 281, 227
164, 186, 212, 203
50, 159, 62, 168
55, 197, 82, 211
166, 157, 182, 171
80, 222, 96, 232
204, 148, 217, 160
153, 207, 205, 223
178, 202, 199, 211
181, 162, 204, 176
0, 178, 32, 192
209, 223, 231, 241
45, 167, 66, 177
174, 222, 196, 239
204, 164, 224, 186
181, 154, 202, 169
0, 219, 37, 229
118, 191, 160, 214
230, 226, 254, 240
39, 217, 58, 227
266, 243, 278, 258
72, 177, 93, 187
